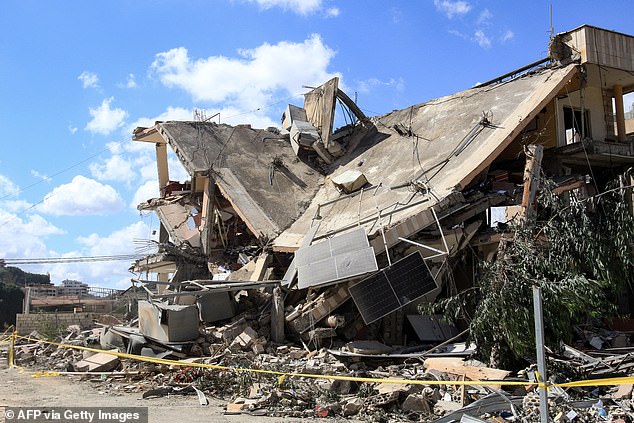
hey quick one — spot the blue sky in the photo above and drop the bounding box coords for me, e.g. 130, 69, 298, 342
1, 0, 632, 289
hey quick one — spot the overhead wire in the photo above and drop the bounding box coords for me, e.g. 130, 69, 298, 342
3, 254, 145, 265
0, 148, 112, 225
0, 148, 108, 201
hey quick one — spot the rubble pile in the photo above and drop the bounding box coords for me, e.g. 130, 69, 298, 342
7, 321, 634, 421
8, 24, 634, 422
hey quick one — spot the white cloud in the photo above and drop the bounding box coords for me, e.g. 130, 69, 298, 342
90, 154, 136, 183
131, 180, 159, 209
2, 199, 33, 213
357, 77, 405, 94
30, 169, 52, 182
78, 71, 99, 89
391, 7, 403, 24
150, 35, 338, 111
85, 97, 128, 135
0, 210, 63, 259
125, 73, 137, 88
37, 175, 124, 216
325, 7, 340, 17
68, 125, 78, 134
127, 106, 193, 134
501, 30, 515, 42
474, 30, 492, 49
434, 0, 471, 18
37, 221, 157, 288
448, 29, 467, 39
89, 143, 137, 183
78, 221, 152, 256
75, 221, 156, 284
477, 8, 492, 25
0, 174, 20, 197
245, 0, 323, 15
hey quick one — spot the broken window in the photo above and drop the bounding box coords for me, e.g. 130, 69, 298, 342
563, 106, 590, 143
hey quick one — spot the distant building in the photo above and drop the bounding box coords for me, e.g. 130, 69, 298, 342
26, 285, 58, 297
60, 279, 89, 296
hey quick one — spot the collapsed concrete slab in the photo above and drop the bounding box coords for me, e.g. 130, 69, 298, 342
128, 24, 634, 353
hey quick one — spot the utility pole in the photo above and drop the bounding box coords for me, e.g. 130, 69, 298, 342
533, 286, 549, 422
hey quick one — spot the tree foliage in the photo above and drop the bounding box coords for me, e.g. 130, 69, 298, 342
0, 283, 24, 327
0, 266, 51, 287
426, 179, 634, 367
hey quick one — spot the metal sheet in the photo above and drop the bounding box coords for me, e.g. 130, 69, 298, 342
349, 252, 437, 324
295, 227, 377, 289
297, 247, 377, 289
295, 226, 369, 266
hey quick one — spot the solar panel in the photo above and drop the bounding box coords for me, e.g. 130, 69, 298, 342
349, 252, 437, 324
297, 247, 377, 289
295, 227, 378, 289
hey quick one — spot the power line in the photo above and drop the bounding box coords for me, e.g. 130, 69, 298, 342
0, 148, 108, 201
2, 254, 144, 265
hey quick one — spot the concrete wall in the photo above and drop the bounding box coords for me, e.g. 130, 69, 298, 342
566, 26, 634, 72
16, 312, 95, 336
555, 84, 607, 145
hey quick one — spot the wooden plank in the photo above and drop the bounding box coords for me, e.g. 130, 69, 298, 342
249, 253, 271, 282
520, 144, 544, 220
424, 357, 510, 389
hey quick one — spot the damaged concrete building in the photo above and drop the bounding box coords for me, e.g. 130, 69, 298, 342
129, 25, 634, 351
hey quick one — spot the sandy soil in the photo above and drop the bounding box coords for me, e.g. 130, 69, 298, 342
0, 367, 306, 423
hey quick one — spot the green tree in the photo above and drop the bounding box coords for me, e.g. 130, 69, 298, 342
427, 179, 634, 367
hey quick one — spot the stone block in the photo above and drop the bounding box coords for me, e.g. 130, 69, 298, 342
401, 394, 430, 413
73, 352, 120, 372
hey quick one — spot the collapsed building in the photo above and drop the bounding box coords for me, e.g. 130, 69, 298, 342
127, 25, 634, 352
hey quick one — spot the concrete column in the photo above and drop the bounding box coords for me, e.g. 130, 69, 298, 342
156, 143, 169, 196
614, 84, 627, 142
23, 287, 30, 315
155, 143, 170, 244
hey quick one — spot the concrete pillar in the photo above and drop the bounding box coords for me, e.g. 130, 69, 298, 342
23, 287, 30, 315
156, 143, 169, 195
156, 142, 170, 244
614, 84, 627, 142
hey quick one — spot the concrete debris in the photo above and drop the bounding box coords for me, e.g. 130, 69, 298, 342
73, 352, 120, 372
7, 320, 634, 421
7, 23, 634, 423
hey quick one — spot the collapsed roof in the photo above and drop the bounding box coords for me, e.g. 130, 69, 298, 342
130, 24, 634, 336
275, 64, 578, 251
138, 122, 323, 241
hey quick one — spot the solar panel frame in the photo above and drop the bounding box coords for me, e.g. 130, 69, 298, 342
349, 251, 437, 324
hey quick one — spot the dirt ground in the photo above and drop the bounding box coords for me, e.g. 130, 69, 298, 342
0, 367, 309, 423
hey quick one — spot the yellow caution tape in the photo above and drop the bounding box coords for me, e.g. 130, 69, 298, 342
13, 335, 529, 386
557, 376, 634, 387
31, 371, 62, 378
9, 334, 633, 389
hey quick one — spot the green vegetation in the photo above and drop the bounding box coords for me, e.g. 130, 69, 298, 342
0, 283, 24, 327
0, 266, 50, 327
0, 266, 51, 287
426, 179, 634, 367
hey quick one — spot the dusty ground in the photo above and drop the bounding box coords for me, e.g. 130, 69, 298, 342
0, 366, 309, 423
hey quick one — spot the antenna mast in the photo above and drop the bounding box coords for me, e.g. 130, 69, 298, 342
549, 4, 554, 40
